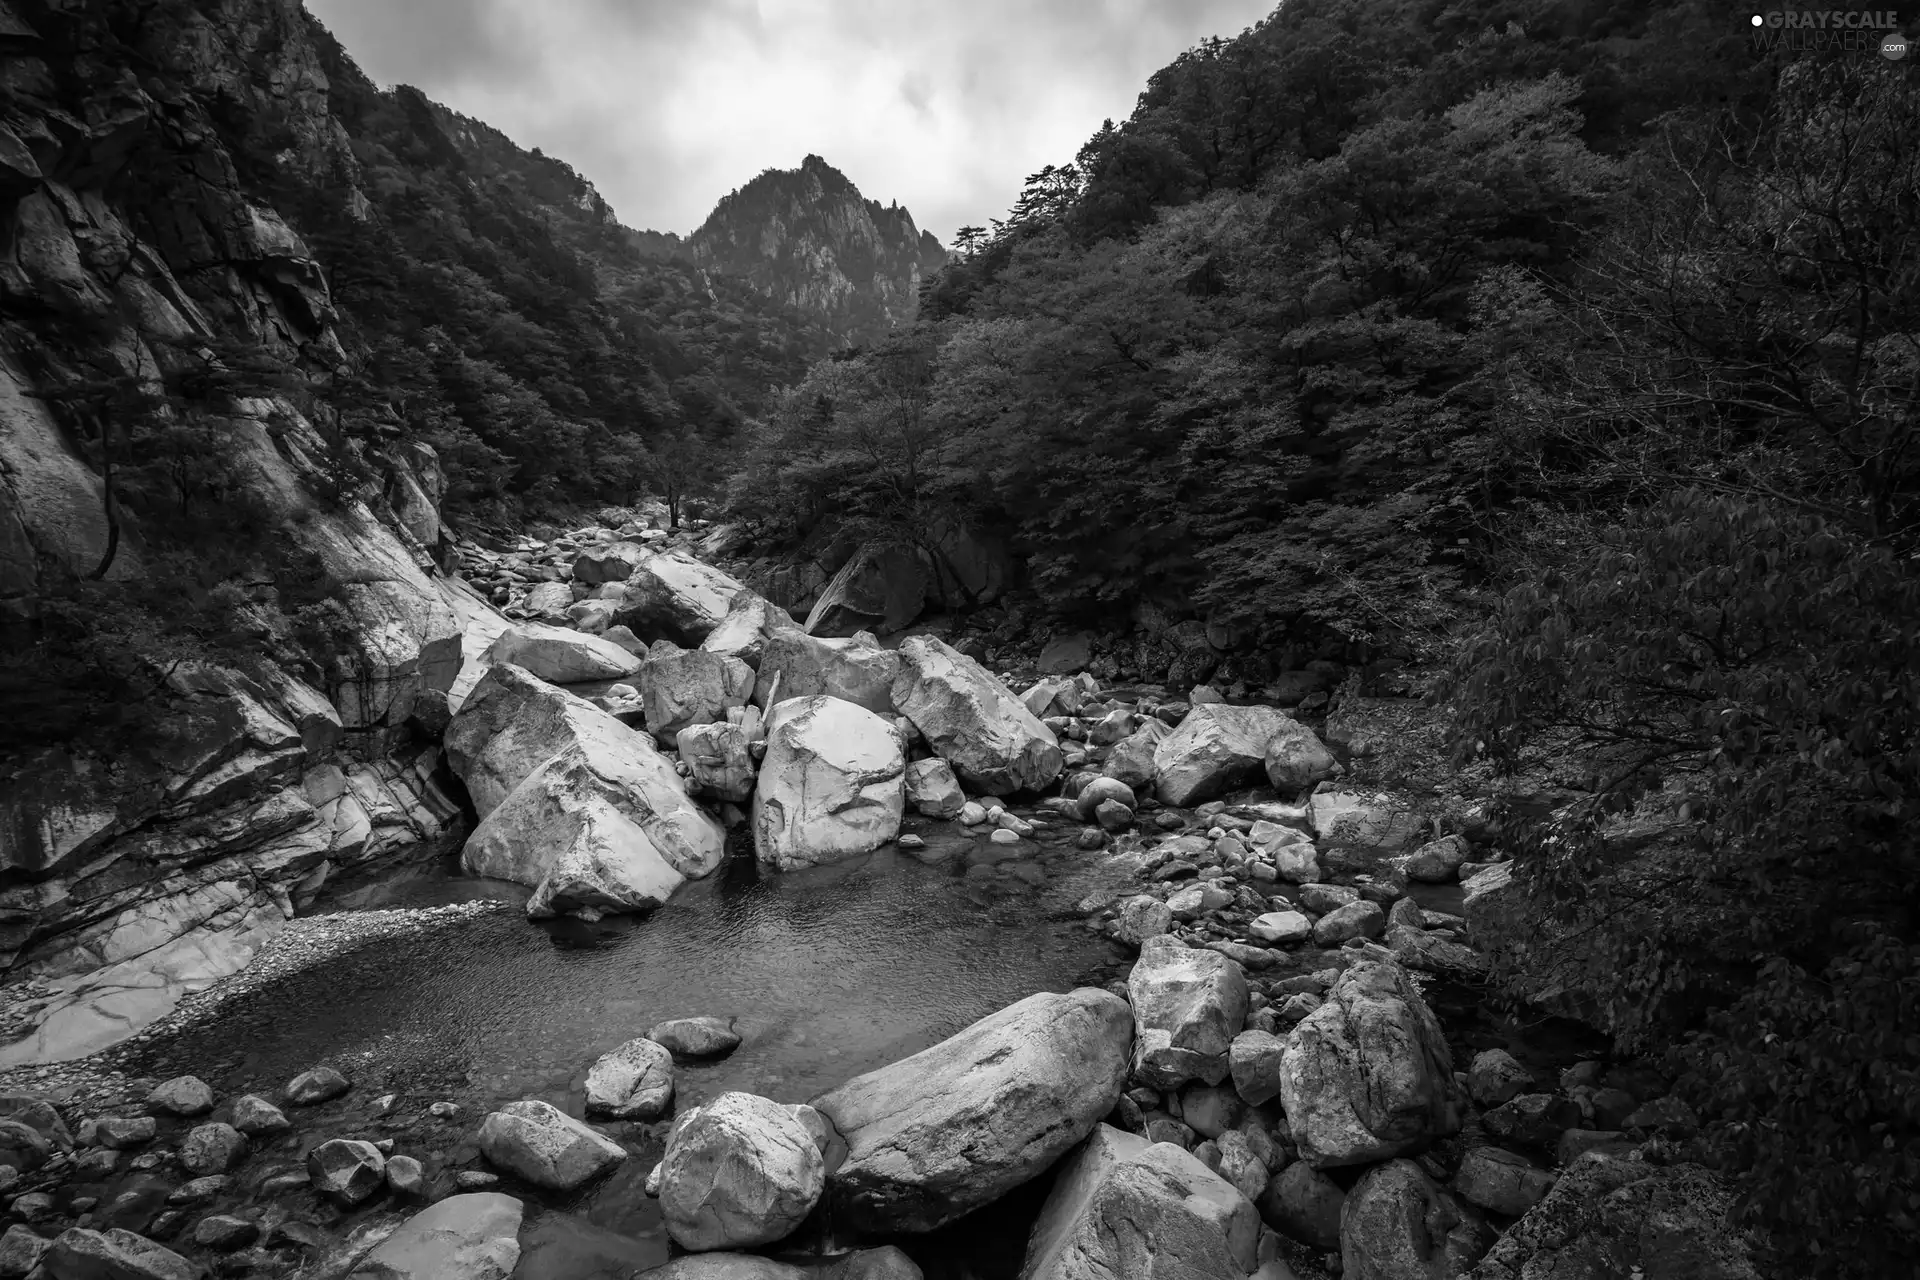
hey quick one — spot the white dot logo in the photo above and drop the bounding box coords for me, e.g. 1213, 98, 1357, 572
1751, 13, 1764, 25
1884, 32, 1910, 59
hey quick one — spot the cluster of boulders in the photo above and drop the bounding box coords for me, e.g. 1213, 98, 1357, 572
0, 1063, 524, 1276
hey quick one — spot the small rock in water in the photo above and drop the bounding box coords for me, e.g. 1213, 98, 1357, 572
958, 801, 987, 826
86, 1116, 156, 1150
647, 1017, 742, 1059
285, 1066, 351, 1106
429, 1102, 462, 1120
166, 1176, 228, 1206
896, 834, 925, 850
308, 1138, 387, 1207
455, 1170, 500, 1190
989, 828, 1020, 845
146, 1076, 214, 1118
585, 1038, 676, 1120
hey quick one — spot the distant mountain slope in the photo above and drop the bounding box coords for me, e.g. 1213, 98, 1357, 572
688, 154, 947, 344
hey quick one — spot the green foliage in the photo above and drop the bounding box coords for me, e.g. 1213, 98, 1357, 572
1443, 492, 1920, 1276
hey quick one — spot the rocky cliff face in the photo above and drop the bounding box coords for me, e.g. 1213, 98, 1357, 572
0, 0, 468, 1061
687, 155, 946, 345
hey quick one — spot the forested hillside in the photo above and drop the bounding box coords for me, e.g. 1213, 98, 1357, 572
722, 1, 1920, 1273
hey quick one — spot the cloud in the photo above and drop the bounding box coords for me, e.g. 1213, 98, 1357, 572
305, 0, 1276, 244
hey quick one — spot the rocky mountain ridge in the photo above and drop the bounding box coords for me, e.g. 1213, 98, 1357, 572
688, 154, 947, 344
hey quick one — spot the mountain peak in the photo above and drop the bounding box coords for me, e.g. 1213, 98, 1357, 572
689, 158, 945, 344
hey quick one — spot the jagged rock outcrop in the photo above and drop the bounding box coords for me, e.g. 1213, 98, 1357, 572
687, 155, 945, 344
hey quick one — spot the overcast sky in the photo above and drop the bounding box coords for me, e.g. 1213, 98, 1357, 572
305, 0, 1276, 246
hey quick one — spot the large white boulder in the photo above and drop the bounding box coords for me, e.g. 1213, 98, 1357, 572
614, 551, 745, 647
1262, 720, 1338, 798
447, 666, 724, 916
889, 637, 1062, 795
477, 1099, 626, 1191
1021, 1124, 1258, 1280
484, 623, 643, 684
753, 697, 904, 871
1153, 705, 1311, 807
656, 1092, 826, 1251
1279, 961, 1462, 1169
811, 988, 1133, 1235
574, 541, 650, 586
354, 1192, 524, 1280
1127, 936, 1250, 1089
751, 628, 899, 716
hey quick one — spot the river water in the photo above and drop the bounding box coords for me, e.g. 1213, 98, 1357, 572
121, 817, 1127, 1277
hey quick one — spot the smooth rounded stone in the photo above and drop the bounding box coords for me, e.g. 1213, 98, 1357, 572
1143, 1117, 1194, 1148
1020, 1124, 1259, 1280
1213, 1130, 1269, 1203
822, 1245, 922, 1280
614, 550, 744, 646
0, 1225, 48, 1278
1113, 896, 1173, 947
1467, 1049, 1534, 1109
1228, 1031, 1287, 1107
1261, 722, 1338, 799
230, 1095, 289, 1138
1403, 834, 1473, 883
648, 1017, 742, 1059
1153, 704, 1312, 807
1127, 936, 1250, 1090
676, 722, 756, 804
903, 758, 966, 819
957, 800, 987, 825
1453, 1146, 1557, 1216
144, 1077, 213, 1118
889, 637, 1063, 795
285, 1066, 351, 1106
656, 1093, 826, 1250
753, 696, 905, 871
1260, 1160, 1346, 1251
812, 988, 1132, 1236
1279, 960, 1461, 1169
585, 1038, 677, 1120
44, 1228, 194, 1280
178, 1123, 245, 1177
1092, 800, 1133, 831
1073, 776, 1136, 821
1311, 900, 1386, 946
357, 1192, 524, 1280
1103, 719, 1173, 790
1177, 1083, 1244, 1139
1298, 883, 1359, 915
307, 1139, 387, 1208
1075, 827, 1106, 850
989, 828, 1020, 845
455, 1171, 501, 1190
386, 1155, 427, 1199
191, 1214, 259, 1251
478, 1100, 626, 1191
1484, 1094, 1583, 1156
71, 1148, 120, 1180
85, 1117, 155, 1151
0, 1122, 48, 1174
164, 1176, 227, 1207
486, 622, 643, 683
1340, 1159, 1468, 1280
1249, 911, 1312, 946
1087, 708, 1135, 747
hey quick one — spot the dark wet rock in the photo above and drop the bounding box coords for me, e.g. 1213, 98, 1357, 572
1466, 1154, 1759, 1280
163, 1176, 226, 1206
0, 1120, 49, 1174
0, 1096, 71, 1150
1341, 1158, 1473, 1280
1259, 1161, 1346, 1250
1453, 1146, 1557, 1216
1467, 1050, 1533, 1109
285, 1066, 351, 1106
306, 1138, 386, 1208
1484, 1094, 1583, 1157
385, 1155, 426, 1199
1556, 1129, 1635, 1165
0, 1225, 48, 1279
190, 1214, 258, 1251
